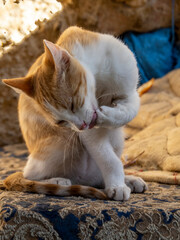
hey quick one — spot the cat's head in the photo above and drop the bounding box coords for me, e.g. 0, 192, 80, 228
2, 40, 98, 131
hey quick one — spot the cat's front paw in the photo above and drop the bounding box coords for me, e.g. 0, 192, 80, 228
105, 184, 131, 201
96, 106, 112, 127
125, 175, 148, 193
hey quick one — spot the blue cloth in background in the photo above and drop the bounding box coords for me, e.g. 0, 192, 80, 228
122, 28, 180, 85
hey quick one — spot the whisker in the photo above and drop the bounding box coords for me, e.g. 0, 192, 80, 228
78, 133, 84, 150
74, 133, 81, 159
71, 132, 76, 172
63, 131, 75, 175
95, 72, 127, 79
97, 92, 113, 100
97, 90, 122, 100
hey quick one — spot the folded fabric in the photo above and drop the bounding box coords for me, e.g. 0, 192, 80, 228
125, 169, 180, 185
123, 69, 180, 184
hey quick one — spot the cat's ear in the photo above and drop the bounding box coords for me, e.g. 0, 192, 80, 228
43, 39, 70, 72
2, 76, 34, 96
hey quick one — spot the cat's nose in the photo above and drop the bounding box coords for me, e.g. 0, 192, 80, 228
79, 121, 87, 130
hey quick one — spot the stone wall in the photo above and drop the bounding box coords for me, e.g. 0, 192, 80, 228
0, 0, 179, 146
59, 0, 179, 36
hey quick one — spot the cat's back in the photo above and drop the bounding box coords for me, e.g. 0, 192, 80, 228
57, 27, 138, 104
57, 27, 137, 77
57, 26, 112, 62
56, 26, 99, 54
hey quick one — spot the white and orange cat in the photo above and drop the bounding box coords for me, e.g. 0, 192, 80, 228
2, 26, 147, 200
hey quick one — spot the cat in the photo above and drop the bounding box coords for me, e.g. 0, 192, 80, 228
2, 26, 147, 200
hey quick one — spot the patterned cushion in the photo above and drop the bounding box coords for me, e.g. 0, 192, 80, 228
0, 144, 180, 239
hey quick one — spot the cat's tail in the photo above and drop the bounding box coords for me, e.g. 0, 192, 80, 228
3, 172, 108, 200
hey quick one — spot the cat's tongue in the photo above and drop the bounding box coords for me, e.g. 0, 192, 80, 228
80, 121, 87, 130
89, 111, 97, 129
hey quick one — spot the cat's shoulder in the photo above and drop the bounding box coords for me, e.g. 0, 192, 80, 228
57, 26, 99, 51
58, 26, 119, 45
57, 26, 128, 57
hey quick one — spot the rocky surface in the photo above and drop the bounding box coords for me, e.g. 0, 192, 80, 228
0, 0, 180, 145
0, 0, 62, 56
60, 0, 180, 36
0, 143, 27, 180
0, 12, 68, 146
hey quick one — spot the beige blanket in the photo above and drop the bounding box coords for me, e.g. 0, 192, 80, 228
123, 69, 180, 184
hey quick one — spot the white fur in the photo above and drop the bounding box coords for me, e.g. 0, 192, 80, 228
23, 156, 61, 180
73, 33, 141, 199
22, 30, 147, 200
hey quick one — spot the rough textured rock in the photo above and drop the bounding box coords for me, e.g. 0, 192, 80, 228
0, 12, 69, 146
59, 0, 180, 37
0, 0, 180, 146
123, 69, 180, 172
0, 0, 61, 54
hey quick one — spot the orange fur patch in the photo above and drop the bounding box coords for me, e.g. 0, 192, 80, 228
3, 76, 34, 97
57, 26, 99, 54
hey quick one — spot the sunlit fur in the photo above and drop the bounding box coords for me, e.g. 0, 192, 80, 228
2, 26, 147, 200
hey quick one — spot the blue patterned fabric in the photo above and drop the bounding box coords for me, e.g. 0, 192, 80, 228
0, 145, 180, 239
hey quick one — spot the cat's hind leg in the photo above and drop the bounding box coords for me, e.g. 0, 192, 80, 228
23, 136, 75, 181
23, 153, 76, 184
23, 155, 63, 181
125, 175, 148, 193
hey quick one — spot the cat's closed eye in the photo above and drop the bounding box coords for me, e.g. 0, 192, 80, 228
56, 120, 67, 126
71, 102, 75, 113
